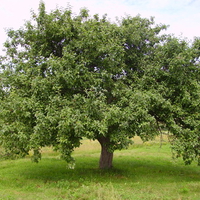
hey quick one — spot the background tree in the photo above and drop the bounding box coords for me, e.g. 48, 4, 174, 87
0, 2, 200, 169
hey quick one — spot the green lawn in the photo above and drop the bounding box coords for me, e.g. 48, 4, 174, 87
0, 138, 200, 200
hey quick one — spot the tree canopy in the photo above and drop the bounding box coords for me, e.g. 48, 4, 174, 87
0, 2, 200, 169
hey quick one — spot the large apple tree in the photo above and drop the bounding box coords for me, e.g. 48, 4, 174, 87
0, 2, 200, 168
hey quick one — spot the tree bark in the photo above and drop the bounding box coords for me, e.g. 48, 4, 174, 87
97, 136, 113, 169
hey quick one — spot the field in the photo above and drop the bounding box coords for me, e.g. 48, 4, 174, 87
0, 136, 200, 200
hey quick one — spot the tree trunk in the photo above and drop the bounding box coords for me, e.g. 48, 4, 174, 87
97, 136, 113, 169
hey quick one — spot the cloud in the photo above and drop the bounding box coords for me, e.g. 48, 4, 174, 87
188, 0, 197, 5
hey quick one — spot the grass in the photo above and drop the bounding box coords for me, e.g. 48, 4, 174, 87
0, 137, 200, 200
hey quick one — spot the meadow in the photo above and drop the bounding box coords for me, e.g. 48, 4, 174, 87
0, 136, 200, 200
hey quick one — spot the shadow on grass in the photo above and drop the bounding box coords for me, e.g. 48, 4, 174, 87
16, 155, 200, 185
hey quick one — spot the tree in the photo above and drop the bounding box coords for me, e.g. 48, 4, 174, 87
0, 2, 200, 168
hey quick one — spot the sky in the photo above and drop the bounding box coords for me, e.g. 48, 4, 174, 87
0, 0, 199, 55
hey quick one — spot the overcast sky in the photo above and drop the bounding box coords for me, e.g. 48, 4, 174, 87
0, 0, 199, 55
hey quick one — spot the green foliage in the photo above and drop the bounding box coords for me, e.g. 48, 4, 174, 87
0, 2, 200, 166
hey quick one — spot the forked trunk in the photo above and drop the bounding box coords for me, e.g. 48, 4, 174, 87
97, 136, 113, 169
